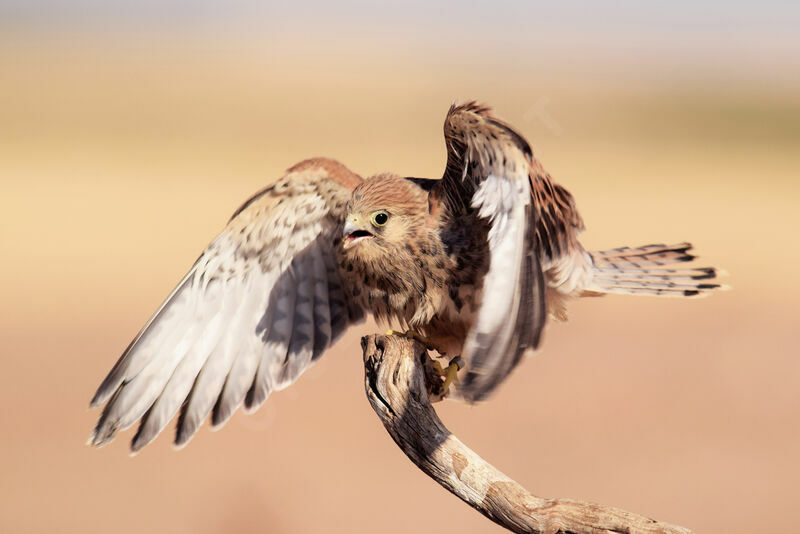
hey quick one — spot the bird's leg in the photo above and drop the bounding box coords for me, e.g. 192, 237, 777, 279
385, 329, 447, 356
440, 356, 464, 395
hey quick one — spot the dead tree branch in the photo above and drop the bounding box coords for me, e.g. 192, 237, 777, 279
361, 334, 692, 534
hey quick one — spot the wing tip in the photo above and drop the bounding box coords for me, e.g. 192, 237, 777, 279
85, 431, 100, 447
171, 436, 192, 451
173, 415, 200, 450
130, 423, 154, 454
449, 100, 493, 116
445, 100, 533, 163
173, 413, 201, 450
243, 379, 271, 413
210, 403, 236, 430
457, 376, 488, 404
87, 422, 116, 448
89, 380, 119, 409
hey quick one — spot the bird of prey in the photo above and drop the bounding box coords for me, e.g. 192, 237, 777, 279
89, 101, 722, 452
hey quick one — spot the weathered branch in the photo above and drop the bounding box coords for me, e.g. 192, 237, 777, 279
361, 334, 692, 534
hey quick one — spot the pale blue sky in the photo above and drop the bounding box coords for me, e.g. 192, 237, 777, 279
3, 1, 798, 75
3, 0, 799, 31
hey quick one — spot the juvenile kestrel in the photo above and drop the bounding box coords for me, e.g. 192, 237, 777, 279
89, 102, 721, 451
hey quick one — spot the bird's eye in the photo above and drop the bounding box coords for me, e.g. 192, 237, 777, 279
370, 210, 390, 227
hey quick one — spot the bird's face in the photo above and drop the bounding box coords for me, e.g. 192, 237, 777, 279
341, 174, 428, 260
342, 209, 390, 250
342, 207, 418, 260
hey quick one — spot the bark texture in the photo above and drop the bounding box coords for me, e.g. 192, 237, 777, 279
361, 334, 692, 534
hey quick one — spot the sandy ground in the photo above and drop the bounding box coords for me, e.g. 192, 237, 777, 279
1, 34, 799, 533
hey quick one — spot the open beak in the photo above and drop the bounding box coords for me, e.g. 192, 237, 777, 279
342, 220, 374, 250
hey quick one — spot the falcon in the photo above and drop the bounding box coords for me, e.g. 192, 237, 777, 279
89, 102, 722, 452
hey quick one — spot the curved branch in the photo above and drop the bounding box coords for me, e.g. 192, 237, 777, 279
361, 334, 692, 534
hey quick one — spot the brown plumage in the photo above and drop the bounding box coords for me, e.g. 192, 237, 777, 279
88, 102, 723, 452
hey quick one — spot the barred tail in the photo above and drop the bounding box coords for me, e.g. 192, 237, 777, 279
586, 243, 724, 297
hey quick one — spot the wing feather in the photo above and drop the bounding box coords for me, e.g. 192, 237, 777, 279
89, 267, 197, 408
281, 254, 316, 387
437, 102, 546, 402
211, 269, 277, 428
243, 271, 291, 411
310, 244, 333, 360
89, 158, 364, 451
131, 274, 231, 451
174, 320, 240, 447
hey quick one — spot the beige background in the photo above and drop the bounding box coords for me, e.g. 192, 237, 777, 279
1, 4, 799, 533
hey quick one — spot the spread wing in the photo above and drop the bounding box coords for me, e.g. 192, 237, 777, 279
89, 158, 365, 452
436, 102, 547, 402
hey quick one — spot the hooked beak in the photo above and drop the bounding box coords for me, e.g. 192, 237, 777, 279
342, 219, 374, 250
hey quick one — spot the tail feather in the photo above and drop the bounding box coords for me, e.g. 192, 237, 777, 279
592, 242, 692, 259
591, 242, 696, 269
593, 267, 718, 281
587, 243, 724, 298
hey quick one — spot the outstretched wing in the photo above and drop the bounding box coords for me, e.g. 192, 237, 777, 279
89, 158, 365, 452
436, 102, 547, 402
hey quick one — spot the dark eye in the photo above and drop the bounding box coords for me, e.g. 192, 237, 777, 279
370, 210, 389, 227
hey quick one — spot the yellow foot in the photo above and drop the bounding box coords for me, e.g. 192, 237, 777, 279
441, 356, 464, 394
430, 356, 464, 396
385, 329, 446, 355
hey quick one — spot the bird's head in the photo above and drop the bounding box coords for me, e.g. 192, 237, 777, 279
341, 174, 429, 259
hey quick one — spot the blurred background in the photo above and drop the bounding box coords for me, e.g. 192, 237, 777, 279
1, 1, 798, 533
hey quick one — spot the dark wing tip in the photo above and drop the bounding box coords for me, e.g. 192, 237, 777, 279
130, 431, 148, 453
129, 407, 159, 453
88, 419, 116, 448
174, 402, 199, 449
459, 372, 489, 404
448, 100, 493, 116
89, 378, 120, 409
88, 390, 106, 409
445, 101, 533, 162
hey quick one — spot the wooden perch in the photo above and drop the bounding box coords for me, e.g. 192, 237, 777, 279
361, 334, 692, 534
